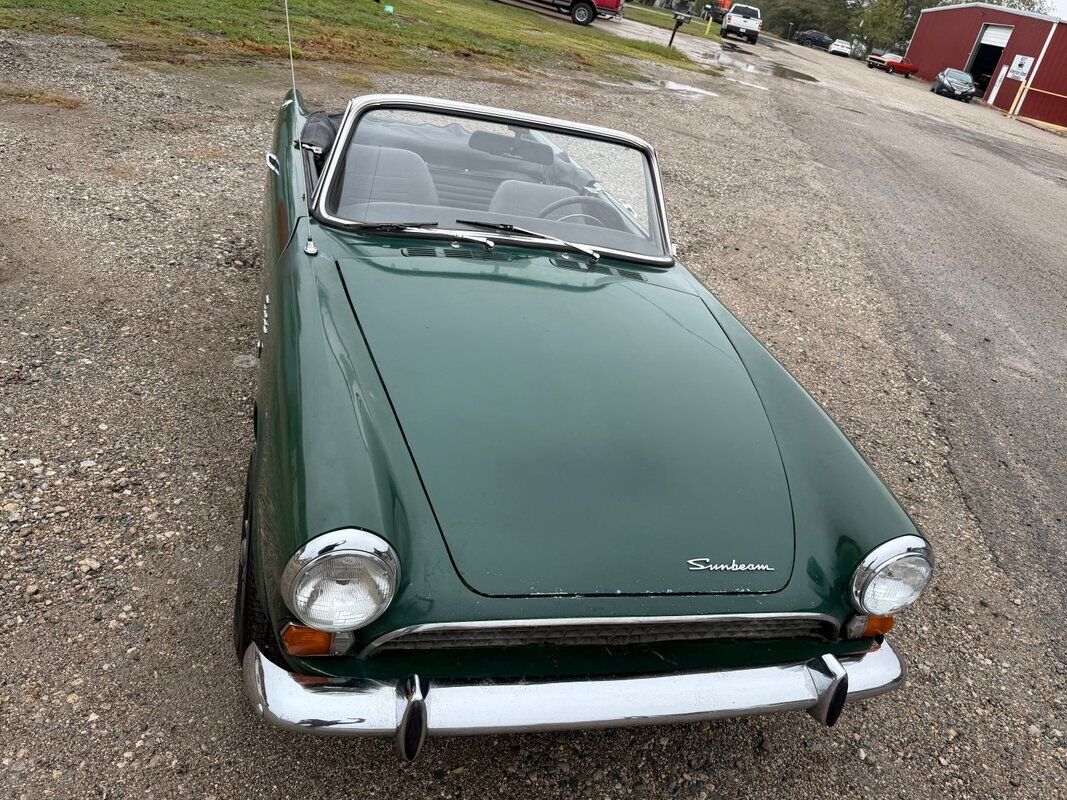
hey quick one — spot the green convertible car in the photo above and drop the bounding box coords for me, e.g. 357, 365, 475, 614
236, 93, 934, 760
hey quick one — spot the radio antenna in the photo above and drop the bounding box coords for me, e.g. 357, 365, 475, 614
283, 0, 297, 96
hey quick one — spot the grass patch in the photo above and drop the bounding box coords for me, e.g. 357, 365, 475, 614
0, 0, 694, 81
624, 5, 720, 43
0, 86, 83, 107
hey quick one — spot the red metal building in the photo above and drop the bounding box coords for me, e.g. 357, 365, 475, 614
906, 2, 1067, 128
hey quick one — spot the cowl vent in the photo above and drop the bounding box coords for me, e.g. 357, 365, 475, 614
550, 258, 647, 282
400, 246, 517, 262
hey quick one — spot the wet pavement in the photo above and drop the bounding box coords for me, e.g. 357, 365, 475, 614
610, 17, 819, 86
630, 79, 720, 97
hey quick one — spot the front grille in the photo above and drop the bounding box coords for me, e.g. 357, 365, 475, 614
363, 615, 836, 657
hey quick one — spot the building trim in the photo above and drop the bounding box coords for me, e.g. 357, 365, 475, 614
1014, 22, 1060, 116
919, 2, 1064, 25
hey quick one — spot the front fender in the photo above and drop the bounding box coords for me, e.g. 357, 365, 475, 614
682, 270, 924, 605
251, 231, 409, 636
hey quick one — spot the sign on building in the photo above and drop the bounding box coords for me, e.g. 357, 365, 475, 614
1007, 54, 1035, 81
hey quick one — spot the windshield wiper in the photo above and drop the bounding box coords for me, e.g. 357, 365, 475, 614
352, 221, 439, 232
456, 219, 601, 262
352, 221, 494, 248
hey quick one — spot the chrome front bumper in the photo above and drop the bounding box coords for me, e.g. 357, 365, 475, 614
242, 641, 905, 759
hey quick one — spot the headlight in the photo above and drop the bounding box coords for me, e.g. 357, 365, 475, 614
850, 535, 932, 616
281, 529, 399, 632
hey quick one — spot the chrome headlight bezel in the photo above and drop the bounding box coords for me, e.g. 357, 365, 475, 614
280, 529, 400, 633
849, 535, 933, 616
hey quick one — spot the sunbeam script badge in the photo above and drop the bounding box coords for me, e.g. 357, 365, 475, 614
687, 558, 776, 572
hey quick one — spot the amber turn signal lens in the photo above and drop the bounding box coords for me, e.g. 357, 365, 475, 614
863, 615, 895, 637
281, 623, 334, 656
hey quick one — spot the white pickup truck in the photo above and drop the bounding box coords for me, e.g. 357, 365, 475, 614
721, 3, 762, 43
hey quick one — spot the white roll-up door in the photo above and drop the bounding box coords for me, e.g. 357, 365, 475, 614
980, 25, 1013, 47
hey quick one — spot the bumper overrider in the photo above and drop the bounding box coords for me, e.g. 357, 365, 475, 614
242, 639, 905, 760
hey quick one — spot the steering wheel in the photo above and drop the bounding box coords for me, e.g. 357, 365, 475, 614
535, 195, 628, 230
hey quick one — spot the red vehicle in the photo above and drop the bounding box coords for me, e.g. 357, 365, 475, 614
705, 0, 730, 23
866, 53, 918, 78
544, 0, 621, 24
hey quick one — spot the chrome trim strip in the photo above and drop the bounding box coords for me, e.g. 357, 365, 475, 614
310, 94, 675, 267
242, 639, 905, 741
849, 535, 933, 615
357, 612, 839, 659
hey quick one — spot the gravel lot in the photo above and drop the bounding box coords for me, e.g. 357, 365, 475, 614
1, 26, 1065, 800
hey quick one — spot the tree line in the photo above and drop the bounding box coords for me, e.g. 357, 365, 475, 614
755, 0, 1053, 50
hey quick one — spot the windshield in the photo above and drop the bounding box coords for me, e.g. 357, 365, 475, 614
731, 5, 760, 17
946, 69, 973, 82
323, 107, 667, 258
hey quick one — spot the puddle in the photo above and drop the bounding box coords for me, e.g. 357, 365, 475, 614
716, 49, 819, 84
661, 80, 719, 97
629, 80, 719, 98
725, 77, 769, 91
771, 64, 818, 82
720, 42, 753, 56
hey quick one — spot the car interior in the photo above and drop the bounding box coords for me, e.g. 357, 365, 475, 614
300, 108, 666, 258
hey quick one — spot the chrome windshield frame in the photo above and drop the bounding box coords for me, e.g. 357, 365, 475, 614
310, 94, 676, 268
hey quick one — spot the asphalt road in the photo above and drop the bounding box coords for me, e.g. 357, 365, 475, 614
766, 42, 1067, 644
743, 44, 1067, 791
1, 23, 1064, 800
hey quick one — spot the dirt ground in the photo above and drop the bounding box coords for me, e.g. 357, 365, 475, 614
0, 24, 1064, 800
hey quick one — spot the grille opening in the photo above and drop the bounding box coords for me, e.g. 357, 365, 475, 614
548, 258, 647, 282
551, 258, 585, 273
401, 246, 517, 262
400, 246, 438, 258
363, 616, 837, 657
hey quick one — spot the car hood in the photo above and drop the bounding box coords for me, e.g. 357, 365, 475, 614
337, 249, 794, 596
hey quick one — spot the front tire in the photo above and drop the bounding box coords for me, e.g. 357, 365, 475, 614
887, 66, 895, 75
233, 450, 255, 661
570, 1, 594, 25
233, 449, 274, 665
